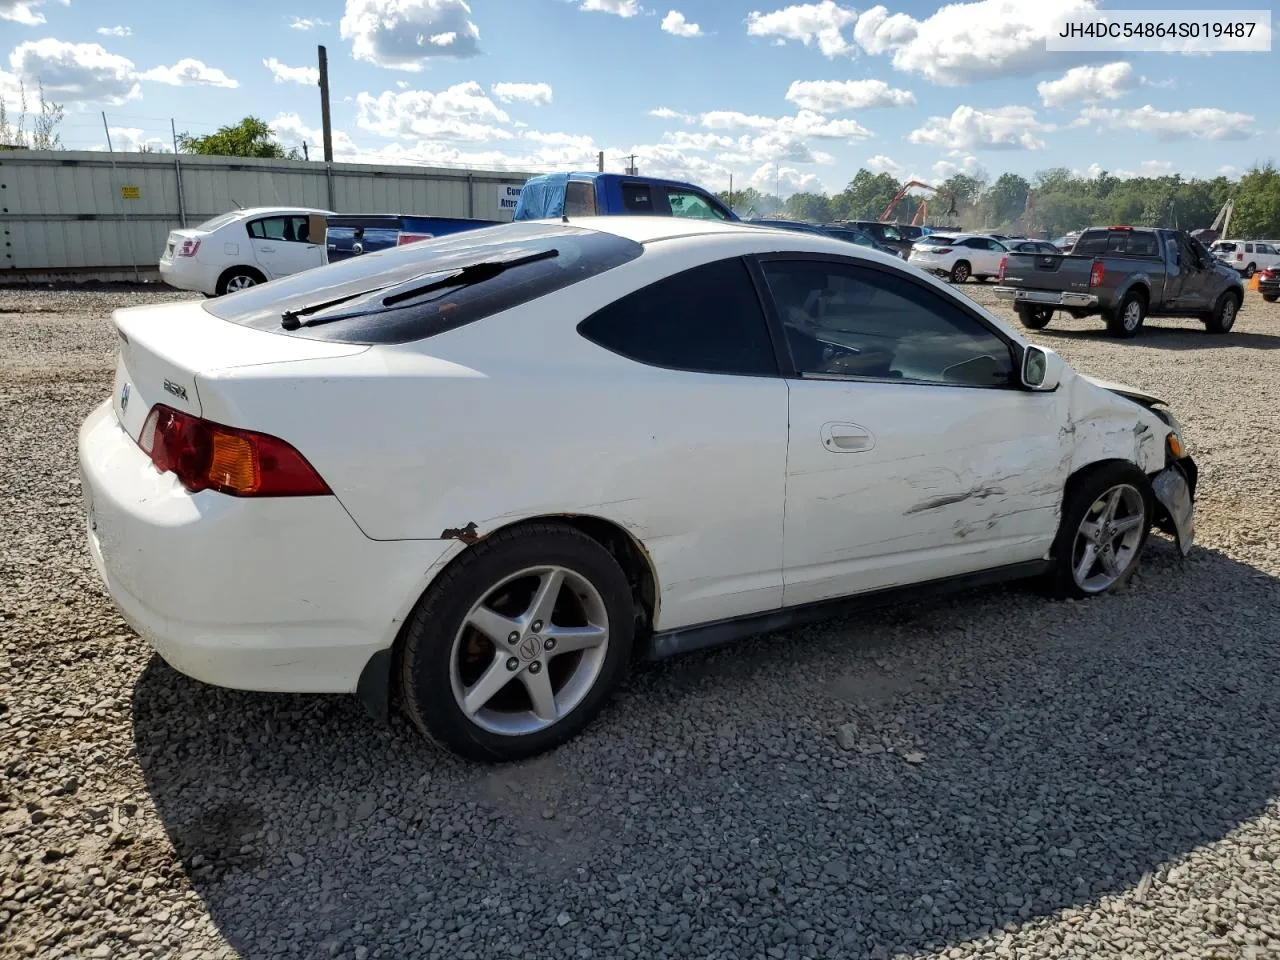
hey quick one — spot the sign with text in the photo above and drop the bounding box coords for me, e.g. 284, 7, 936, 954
120, 185, 140, 200
497, 184, 522, 214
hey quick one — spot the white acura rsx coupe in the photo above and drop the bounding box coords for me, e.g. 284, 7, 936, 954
79, 216, 1198, 761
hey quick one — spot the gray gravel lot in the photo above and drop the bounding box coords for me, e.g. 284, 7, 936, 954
2, 280, 1279, 960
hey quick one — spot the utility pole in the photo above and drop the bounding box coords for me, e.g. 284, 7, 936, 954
597, 150, 604, 173
317, 44, 333, 163
624, 153, 638, 175
302, 142, 309, 161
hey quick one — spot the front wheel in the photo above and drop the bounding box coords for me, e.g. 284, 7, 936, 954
1203, 291, 1239, 334
398, 523, 635, 762
1043, 462, 1153, 600
1016, 304, 1054, 329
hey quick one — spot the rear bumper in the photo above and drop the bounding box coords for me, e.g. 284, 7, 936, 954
993, 286, 1099, 308
78, 399, 458, 694
158, 258, 215, 295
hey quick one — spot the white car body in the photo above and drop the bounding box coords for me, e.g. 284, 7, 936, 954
158, 206, 333, 296
81, 216, 1196, 758
908, 233, 1011, 281
1210, 239, 1280, 277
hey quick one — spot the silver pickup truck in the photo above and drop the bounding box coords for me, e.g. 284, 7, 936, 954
993, 226, 1245, 338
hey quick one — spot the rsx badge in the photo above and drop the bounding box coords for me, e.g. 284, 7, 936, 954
163, 379, 188, 401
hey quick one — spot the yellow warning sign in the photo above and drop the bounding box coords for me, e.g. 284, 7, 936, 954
120, 185, 140, 200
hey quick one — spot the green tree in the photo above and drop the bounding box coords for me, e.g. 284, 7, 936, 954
784, 191, 833, 222
832, 169, 902, 221
0, 78, 64, 150
177, 116, 299, 159
976, 173, 1031, 229
1232, 163, 1280, 238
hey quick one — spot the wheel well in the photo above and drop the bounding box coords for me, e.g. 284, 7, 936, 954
216, 264, 266, 292
1121, 284, 1149, 307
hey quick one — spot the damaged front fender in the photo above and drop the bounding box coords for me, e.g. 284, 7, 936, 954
1150, 456, 1197, 557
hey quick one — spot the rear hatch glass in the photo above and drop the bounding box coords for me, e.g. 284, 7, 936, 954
204, 221, 643, 344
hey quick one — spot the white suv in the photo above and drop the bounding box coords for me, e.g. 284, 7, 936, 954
1210, 239, 1280, 278
907, 233, 1009, 283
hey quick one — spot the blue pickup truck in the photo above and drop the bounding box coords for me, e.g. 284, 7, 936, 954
324, 172, 738, 262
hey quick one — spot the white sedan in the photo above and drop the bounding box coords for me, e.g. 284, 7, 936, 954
80, 216, 1199, 761
908, 233, 1010, 283
158, 205, 332, 296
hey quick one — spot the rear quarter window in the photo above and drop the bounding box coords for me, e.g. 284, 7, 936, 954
204, 222, 644, 344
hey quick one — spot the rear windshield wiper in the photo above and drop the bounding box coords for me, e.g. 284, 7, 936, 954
280, 248, 560, 331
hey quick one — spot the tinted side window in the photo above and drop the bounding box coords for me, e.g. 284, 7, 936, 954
880, 225, 901, 241
760, 259, 1015, 387
666, 189, 728, 220
621, 183, 655, 214
564, 181, 598, 216
577, 257, 778, 376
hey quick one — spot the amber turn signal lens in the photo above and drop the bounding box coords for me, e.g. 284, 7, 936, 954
210, 431, 260, 493
1167, 433, 1184, 458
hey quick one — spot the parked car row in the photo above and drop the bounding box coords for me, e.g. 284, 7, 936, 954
1210, 239, 1280, 278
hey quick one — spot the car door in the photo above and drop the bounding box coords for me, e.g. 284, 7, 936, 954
973, 237, 1006, 275
247, 215, 324, 279
753, 254, 1067, 607
1166, 233, 1217, 311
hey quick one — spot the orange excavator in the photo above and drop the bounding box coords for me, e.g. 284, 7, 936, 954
879, 180, 958, 227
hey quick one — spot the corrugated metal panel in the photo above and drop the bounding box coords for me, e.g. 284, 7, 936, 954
0, 150, 534, 272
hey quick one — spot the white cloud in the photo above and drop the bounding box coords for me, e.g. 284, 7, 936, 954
141, 58, 238, 89
579, 0, 641, 15
1218, 165, 1239, 178
0, 0, 62, 26
290, 16, 332, 30
96, 25, 131, 37
270, 112, 360, 156
264, 58, 319, 85
909, 105, 1048, 151
701, 108, 873, 140
1079, 105, 1254, 141
102, 126, 169, 153
8, 39, 140, 104
746, 1, 857, 57
1037, 62, 1137, 108
854, 0, 1101, 85
491, 82, 553, 106
663, 130, 735, 151
865, 154, 905, 176
649, 106, 694, 123
661, 10, 702, 36
932, 154, 981, 179
522, 130, 594, 150
341, 0, 481, 70
749, 161, 825, 195
784, 78, 914, 113
355, 82, 512, 141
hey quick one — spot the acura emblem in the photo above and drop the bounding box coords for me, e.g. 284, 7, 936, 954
120, 382, 130, 412
518, 636, 541, 661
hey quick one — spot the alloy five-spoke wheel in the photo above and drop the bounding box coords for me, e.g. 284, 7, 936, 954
1070, 484, 1146, 593
225, 273, 258, 293
449, 565, 610, 736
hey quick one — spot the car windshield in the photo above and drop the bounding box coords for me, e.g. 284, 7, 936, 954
917, 235, 955, 245
204, 221, 644, 344
193, 211, 243, 232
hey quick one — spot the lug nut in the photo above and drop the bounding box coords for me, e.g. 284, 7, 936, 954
528, 662, 543, 674
506, 657, 519, 671
531, 620, 543, 632
508, 631, 519, 644
543, 637, 556, 652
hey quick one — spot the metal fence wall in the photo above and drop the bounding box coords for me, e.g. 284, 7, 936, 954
0, 150, 534, 279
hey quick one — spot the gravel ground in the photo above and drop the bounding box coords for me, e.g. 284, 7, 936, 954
2, 280, 1279, 960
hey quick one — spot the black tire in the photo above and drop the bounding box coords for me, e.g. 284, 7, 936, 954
215, 266, 266, 296
1016, 304, 1054, 330
949, 260, 971, 283
1264, 294, 1278, 303
398, 522, 635, 762
1042, 461, 1154, 600
1203, 290, 1240, 334
1243, 263, 1256, 279
1105, 289, 1146, 338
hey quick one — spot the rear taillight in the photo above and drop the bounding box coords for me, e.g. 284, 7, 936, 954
138, 404, 330, 497
397, 233, 433, 246
177, 238, 201, 258
933, 247, 953, 254
998, 255, 1008, 281
1089, 260, 1105, 288
1236, 253, 1243, 261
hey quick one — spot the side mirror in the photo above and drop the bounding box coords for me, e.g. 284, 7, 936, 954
1021, 345, 1063, 391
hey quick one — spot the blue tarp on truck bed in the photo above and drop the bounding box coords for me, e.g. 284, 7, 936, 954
513, 173, 569, 221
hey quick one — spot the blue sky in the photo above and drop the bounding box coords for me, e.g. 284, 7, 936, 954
1, 0, 1275, 195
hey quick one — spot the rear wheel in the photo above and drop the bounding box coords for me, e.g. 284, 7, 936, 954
1243, 263, 1256, 279
398, 523, 634, 762
1105, 290, 1145, 338
1203, 290, 1239, 334
1016, 304, 1054, 330
949, 261, 972, 283
1043, 462, 1153, 600
216, 266, 266, 296
1264, 294, 1278, 303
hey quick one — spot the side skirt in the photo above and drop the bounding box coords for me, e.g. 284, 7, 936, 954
642, 559, 1052, 661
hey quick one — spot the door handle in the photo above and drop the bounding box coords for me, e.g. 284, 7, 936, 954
821, 421, 875, 453
259, 245, 276, 252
